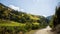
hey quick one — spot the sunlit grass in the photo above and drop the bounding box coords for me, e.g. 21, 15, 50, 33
0, 23, 20, 26
0, 21, 26, 26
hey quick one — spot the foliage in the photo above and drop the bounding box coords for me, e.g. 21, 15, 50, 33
49, 16, 54, 28
0, 3, 48, 34
49, 5, 60, 34
52, 7, 60, 28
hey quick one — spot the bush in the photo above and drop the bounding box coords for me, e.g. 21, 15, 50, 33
0, 26, 27, 34
32, 23, 40, 30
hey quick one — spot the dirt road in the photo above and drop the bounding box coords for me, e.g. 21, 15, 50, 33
35, 26, 54, 34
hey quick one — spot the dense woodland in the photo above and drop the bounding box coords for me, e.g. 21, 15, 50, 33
0, 3, 49, 34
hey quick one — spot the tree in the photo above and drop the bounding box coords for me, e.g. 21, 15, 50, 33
53, 7, 60, 28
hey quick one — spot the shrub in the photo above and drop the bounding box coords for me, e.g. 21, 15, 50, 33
32, 23, 40, 30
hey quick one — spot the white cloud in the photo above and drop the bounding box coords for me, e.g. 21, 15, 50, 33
42, 15, 47, 17
9, 5, 24, 11
20, 9, 24, 11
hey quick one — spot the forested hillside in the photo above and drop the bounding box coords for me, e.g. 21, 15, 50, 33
0, 3, 48, 34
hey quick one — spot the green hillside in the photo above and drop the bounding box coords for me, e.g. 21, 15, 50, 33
0, 3, 48, 34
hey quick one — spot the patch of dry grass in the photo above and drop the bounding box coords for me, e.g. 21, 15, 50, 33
25, 30, 37, 34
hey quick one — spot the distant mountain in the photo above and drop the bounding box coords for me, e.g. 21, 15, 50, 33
46, 16, 53, 20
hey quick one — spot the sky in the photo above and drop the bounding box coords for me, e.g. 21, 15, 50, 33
0, 0, 60, 17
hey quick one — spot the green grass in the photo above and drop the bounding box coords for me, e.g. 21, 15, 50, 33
0, 23, 20, 26
0, 21, 26, 26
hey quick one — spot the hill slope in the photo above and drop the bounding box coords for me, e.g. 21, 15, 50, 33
0, 3, 48, 25
0, 3, 49, 34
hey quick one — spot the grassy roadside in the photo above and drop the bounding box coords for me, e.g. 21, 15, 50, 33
25, 30, 37, 34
